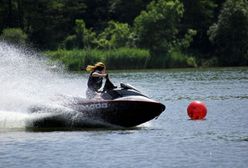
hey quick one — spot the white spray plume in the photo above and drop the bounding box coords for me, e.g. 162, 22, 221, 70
0, 42, 86, 129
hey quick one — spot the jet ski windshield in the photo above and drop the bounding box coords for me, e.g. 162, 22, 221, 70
101, 80, 147, 100
101, 87, 146, 100
101, 76, 149, 100
120, 83, 140, 92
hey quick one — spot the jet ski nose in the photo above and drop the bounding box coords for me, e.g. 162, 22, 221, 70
159, 103, 166, 113
160, 103, 166, 112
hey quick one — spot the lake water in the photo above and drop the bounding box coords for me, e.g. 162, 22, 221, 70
0, 43, 248, 168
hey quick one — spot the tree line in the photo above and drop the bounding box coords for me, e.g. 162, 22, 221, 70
0, 0, 248, 67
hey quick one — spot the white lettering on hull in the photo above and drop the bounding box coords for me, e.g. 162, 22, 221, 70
77, 103, 108, 111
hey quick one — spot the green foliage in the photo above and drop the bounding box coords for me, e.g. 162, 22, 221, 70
134, 0, 184, 53
146, 49, 197, 68
8, 0, 87, 49
0, 28, 27, 45
177, 29, 197, 50
168, 49, 190, 68
108, 0, 153, 25
104, 48, 150, 69
45, 48, 150, 71
201, 57, 219, 67
75, 19, 97, 49
2, 0, 245, 67
63, 35, 77, 50
45, 47, 198, 70
208, 0, 248, 66
168, 49, 197, 68
75, 19, 85, 48
97, 20, 132, 49
65, 20, 133, 50
181, 0, 217, 53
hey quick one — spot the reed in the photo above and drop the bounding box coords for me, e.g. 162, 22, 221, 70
45, 48, 197, 70
45, 48, 150, 71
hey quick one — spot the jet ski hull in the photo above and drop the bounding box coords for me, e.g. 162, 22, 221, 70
29, 99, 165, 128
70, 99, 165, 127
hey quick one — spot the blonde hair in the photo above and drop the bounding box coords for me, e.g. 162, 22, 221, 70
86, 62, 105, 72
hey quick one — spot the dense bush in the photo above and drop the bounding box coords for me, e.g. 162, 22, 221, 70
208, 0, 248, 66
134, 0, 184, 54
97, 21, 133, 49
0, 28, 27, 45
147, 49, 197, 68
63, 35, 77, 50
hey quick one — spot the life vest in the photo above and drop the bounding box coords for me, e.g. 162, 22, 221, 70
87, 70, 103, 91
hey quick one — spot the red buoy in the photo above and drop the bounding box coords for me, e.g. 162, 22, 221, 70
187, 101, 207, 120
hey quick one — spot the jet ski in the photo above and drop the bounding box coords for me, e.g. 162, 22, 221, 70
29, 77, 165, 128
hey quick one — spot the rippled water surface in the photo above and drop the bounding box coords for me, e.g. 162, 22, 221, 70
0, 44, 248, 168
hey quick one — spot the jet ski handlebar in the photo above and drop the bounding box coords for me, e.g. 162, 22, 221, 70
102, 75, 140, 92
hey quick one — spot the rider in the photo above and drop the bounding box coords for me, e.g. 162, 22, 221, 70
85, 62, 108, 99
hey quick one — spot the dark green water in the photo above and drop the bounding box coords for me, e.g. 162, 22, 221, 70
1, 67, 248, 168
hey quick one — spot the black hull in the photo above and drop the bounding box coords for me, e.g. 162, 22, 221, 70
29, 100, 165, 128
73, 100, 165, 127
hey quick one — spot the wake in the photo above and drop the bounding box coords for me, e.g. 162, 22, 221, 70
0, 42, 88, 130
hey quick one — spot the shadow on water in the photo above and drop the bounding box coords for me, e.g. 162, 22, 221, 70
25, 126, 143, 133
0, 122, 155, 133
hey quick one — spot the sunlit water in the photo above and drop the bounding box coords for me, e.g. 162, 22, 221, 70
0, 42, 248, 168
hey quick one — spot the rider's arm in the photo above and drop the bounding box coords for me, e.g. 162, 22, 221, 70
92, 71, 108, 78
